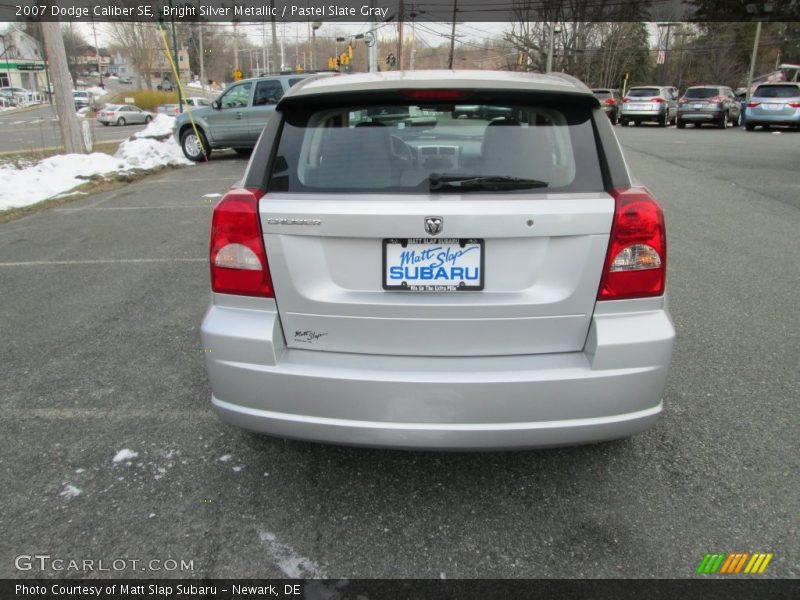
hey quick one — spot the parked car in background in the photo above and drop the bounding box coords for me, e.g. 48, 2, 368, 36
744, 83, 800, 131
157, 80, 175, 92
620, 86, 677, 127
592, 88, 622, 124
1, 86, 36, 104
158, 97, 212, 116
677, 85, 741, 129
72, 90, 93, 110
174, 72, 324, 161
119, 76, 133, 84
97, 104, 153, 126
200, 70, 675, 449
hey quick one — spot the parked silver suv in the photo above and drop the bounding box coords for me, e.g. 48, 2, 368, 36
174, 72, 324, 160
620, 86, 677, 127
201, 70, 675, 449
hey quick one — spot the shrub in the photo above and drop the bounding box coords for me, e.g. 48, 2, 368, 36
106, 90, 179, 111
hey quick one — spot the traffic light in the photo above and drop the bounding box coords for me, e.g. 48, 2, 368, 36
347, 44, 353, 59
233, 68, 243, 81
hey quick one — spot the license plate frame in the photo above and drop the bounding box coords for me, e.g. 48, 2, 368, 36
382, 238, 484, 292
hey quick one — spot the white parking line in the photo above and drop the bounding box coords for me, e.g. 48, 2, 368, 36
0, 258, 205, 267
55, 205, 210, 212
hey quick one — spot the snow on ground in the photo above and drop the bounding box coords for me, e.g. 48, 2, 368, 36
85, 86, 109, 99
112, 449, 139, 463
0, 115, 192, 211
219, 454, 232, 463
60, 484, 82, 498
258, 531, 325, 578
186, 81, 203, 90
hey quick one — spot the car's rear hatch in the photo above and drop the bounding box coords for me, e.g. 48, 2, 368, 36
260, 91, 614, 357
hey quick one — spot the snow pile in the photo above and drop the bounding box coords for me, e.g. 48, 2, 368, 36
0, 115, 192, 211
85, 86, 109, 99
186, 81, 204, 90
133, 113, 175, 139
113, 448, 139, 463
60, 484, 82, 498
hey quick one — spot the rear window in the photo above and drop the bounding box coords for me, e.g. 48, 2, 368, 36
685, 88, 722, 98
628, 88, 660, 97
593, 91, 612, 99
754, 84, 800, 98
268, 100, 603, 194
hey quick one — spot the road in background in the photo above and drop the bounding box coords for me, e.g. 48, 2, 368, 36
0, 127, 797, 578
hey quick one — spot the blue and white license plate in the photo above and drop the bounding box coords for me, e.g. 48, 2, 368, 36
762, 103, 784, 110
383, 238, 484, 291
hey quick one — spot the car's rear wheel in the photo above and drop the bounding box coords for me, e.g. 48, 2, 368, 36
620, 118, 629, 127
659, 115, 668, 127
634, 121, 642, 126
117, 117, 126, 126
233, 148, 252, 156
676, 119, 686, 129
736, 112, 742, 127
718, 112, 728, 129
181, 128, 211, 162
144, 115, 152, 124
101, 122, 109, 127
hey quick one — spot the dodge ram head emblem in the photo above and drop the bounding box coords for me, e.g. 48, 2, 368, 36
424, 216, 443, 236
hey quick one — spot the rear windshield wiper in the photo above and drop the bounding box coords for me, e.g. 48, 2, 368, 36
429, 173, 549, 192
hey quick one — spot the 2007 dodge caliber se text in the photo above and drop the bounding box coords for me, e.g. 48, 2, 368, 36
200, 70, 676, 450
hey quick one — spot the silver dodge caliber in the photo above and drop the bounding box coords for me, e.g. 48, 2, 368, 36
201, 70, 675, 449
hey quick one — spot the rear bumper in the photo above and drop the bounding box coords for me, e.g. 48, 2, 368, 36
744, 110, 800, 125
202, 297, 675, 450
621, 109, 667, 120
678, 110, 723, 121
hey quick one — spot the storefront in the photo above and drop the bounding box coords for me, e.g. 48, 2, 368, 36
0, 60, 47, 91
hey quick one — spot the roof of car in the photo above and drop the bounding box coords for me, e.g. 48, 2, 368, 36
280, 70, 593, 102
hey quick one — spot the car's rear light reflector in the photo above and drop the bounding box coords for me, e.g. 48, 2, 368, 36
709, 95, 725, 103
401, 89, 470, 100
597, 187, 666, 301
679, 97, 690, 104
622, 97, 630, 102
787, 102, 800, 108
652, 97, 665, 103
604, 98, 616, 105
747, 101, 760, 107
209, 188, 274, 297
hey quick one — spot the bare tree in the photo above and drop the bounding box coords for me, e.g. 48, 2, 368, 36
106, 22, 160, 89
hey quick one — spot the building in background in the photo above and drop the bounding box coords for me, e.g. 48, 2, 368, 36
0, 28, 47, 92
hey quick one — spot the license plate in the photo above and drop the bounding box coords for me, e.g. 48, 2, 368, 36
763, 103, 783, 110
693, 103, 704, 109
383, 238, 484, 291
630, 103, 650, 110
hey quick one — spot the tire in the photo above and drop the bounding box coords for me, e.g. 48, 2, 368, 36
736, 112, 742, 127
233, 148, 252, 157
718, 112, 728, 129
634, 121, 642, 126
117, 117, 126, 126
611, 111, 618, 126
745, 122, 755, 131
677, 119, 686, 129
180, 128, 211, 162
101, 122, 109, 127
144, 115, 152, 124
659, 116, 668, 127
620, 118, 629, 127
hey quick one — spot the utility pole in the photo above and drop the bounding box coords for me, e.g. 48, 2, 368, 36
91, 16, 103, 88
368, 1, 377, 72
169, 0, 182, 112
233, 21, 239, 71
199, 24, 205, 86
398, 0, 405, 70
448, 0, 458, 69
42, 21, 86, 154
746, 21, 762, 102
409, 11, 417, 70
270, 0, 279, 72
546, 24, 561, 73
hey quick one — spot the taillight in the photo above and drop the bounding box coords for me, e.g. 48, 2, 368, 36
652, 97, 665, 103
709, 95, 725, 103
747, 101, 760, 108
787, 102, 800, 108
209, 188, 273, 297
597, 187, 666, 301
679, 97, 689, 104
604, 97, 616, 105
622, 97, 630, 103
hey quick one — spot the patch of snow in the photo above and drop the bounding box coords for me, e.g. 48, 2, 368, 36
60, 485, 82, 498
85, 86, 109, 99
149, 513, 156, 518
133, 113, 176, 139
219, 454, 232, 463
0, 122, 193, 210
112, 448, 138, 463
233, 466, 243, 472
203, 193, 222, 198
186, 81, 204, 90
258, 531, 325, 578
75, 468, 86, 474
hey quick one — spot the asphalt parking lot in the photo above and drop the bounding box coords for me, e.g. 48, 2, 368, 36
1, 126, 797, 579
